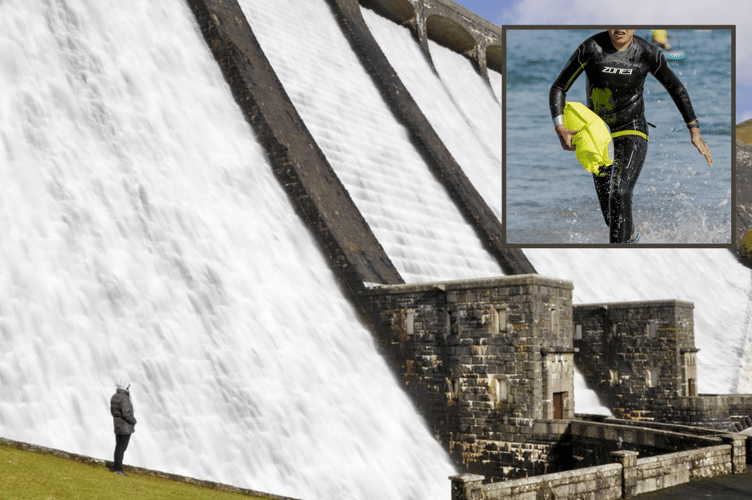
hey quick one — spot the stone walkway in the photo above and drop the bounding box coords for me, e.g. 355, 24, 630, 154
633, 468, 752, 499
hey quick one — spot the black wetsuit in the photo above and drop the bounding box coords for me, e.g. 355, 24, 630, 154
550, 31, 697, 243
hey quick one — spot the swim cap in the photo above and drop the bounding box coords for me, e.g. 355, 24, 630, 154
562, 101, 614, 176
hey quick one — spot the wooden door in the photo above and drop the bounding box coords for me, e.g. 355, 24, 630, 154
554, 392, 564, 420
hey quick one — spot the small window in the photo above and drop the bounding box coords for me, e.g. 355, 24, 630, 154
551, 307, 559, 334
406, 310, 415, 335
446, 378, 461, 400
489, 377, 509, 404
493, 308, 508, 335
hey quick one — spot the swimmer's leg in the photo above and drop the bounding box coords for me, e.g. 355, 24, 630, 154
593, 166, 612, 227
608, 135, 648, 243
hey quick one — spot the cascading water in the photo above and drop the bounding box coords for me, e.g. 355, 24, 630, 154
525, 248, 752, 394
362, 12, 752, 397
361, 8, 502, 221
0, 1, 454, 499
490, 70, 502, 105
239, 0, 503, 284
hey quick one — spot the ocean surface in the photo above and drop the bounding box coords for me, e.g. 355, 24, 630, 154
505, 29, 733, 245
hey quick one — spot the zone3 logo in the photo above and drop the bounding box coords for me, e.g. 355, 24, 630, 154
602, 67, 633, 75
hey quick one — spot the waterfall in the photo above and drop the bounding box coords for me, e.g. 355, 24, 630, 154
0, 1, 454, 498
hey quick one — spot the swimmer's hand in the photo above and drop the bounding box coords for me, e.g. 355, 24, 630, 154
555, 125, 580, 151
689, 127, 713, 166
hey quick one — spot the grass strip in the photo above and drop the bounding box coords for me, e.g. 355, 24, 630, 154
0, 443, 279, 500
738, 119, 752, 145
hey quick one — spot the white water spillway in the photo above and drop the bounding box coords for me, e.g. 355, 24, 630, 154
0, 1, 454, 499
240, 0, 503, 284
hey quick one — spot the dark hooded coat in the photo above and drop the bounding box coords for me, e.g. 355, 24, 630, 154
110, 388, 137, 435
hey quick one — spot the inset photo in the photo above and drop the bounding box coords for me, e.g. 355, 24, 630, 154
503, 27, 733, 246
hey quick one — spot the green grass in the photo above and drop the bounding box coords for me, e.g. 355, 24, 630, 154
0, 444, 275, 500
738, 119, 752, 145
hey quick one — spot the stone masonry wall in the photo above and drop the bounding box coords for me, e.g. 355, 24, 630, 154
574, 301, 696, 421
363, 275, 574, 479
631, 445, 732, 496
574, 301, 752, 429
450, 432, 745, 500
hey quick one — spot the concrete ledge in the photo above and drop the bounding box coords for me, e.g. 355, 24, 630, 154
571, 419, 723, 452
364, 274, 573, 296
453, 440, 743, 500
575, 299, 695, 310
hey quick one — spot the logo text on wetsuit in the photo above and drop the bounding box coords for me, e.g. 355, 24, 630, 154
602, 67, 633, 75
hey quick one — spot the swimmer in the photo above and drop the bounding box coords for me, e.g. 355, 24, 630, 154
550, 29, 713, 243
652, 29, 672, 50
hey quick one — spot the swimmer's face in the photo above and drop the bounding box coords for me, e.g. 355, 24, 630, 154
608, 30, 636, 48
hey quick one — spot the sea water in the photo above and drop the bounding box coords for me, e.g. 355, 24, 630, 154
503, 31, 752, 398
505, 29, 732, 244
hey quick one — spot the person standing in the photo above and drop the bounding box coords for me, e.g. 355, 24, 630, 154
110, 378, 137, 476
550, 29, 713, 243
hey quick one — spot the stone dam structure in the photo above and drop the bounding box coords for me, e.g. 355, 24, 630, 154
183, 1, 752, 498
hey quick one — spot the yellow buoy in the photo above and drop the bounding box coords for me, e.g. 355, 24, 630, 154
562, 101, 614, 176
652, 30, 672, 50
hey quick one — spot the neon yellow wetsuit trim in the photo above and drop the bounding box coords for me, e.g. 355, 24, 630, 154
612, 130, 649, 141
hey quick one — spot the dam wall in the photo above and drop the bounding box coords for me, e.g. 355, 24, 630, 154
326, 0, 528, 276
186, 0, 404, 292
575, 301, 752, 431
187, 0, 529, 293
186, 0, 531, 478
5, 1, 752, 498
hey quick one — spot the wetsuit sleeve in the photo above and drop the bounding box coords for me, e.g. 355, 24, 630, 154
651, 51, 697, 124
550, 44, 589, 121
